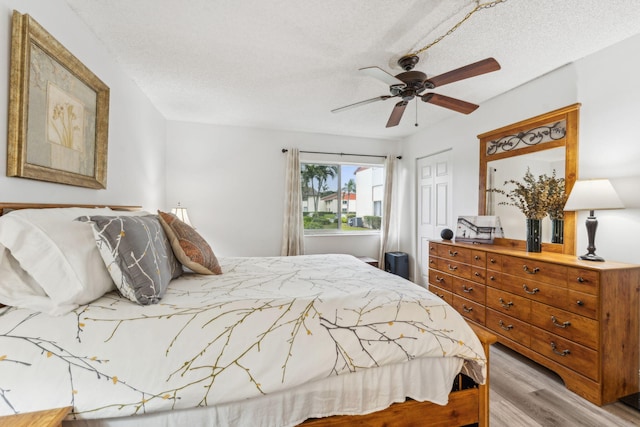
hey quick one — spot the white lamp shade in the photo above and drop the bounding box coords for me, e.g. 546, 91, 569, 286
170, 205, 192, 226
564, 179, 624, 211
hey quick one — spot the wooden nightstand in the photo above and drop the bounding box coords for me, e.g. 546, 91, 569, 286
0, 406, 72, 427
356, 256, 378, 268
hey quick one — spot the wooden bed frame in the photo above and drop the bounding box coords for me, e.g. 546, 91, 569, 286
0, 202, 497, 427
301, 324, 496, 427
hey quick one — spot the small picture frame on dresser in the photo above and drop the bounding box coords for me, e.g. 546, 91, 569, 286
455, 215, 504, 244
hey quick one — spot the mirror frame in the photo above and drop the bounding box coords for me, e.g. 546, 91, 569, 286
478, 103, 580, 255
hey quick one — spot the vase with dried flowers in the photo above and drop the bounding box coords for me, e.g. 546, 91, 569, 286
544, 170, 566, 244
487, 168, 552, 252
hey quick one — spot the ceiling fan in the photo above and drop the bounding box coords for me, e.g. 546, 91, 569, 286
331, 55, 501, 128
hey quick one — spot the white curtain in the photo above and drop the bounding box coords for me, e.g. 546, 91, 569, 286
378, 155, 397, 268
280, 148, 305, 256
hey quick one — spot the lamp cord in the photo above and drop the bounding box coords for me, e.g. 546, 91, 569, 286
408, 0, 509, 57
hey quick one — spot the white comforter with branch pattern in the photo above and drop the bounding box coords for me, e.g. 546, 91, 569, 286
0, 254, 486, 420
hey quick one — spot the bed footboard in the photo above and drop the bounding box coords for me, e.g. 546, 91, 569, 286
301, 324, 497, 427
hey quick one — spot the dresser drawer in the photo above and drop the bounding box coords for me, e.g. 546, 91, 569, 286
486, 254, 502, 272
428, 241, 442, 255
486, 309, 531, 346
502, 257, 567, 286
439, 246, 472, 264
567, 267, 599, 295
452, 295, 485, 324
531, 328, 599, 382
493, 273, 566, 308
429, 284, 453, 305
428, 270, 453, 292
471, 250, 487, 268
565, 290, 598, 319
428, 255, 439, 270
530, 301, 599, 350
453, 277, 486, 305
469, 266, 486, 284
486, 287, 531, 321
437, 259, 472, 279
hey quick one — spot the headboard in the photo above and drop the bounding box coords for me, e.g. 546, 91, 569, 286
0, 202, 142, 216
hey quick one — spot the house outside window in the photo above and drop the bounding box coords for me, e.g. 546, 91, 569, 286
301, 161, 384, 234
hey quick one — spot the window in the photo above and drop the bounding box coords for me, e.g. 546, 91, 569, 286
301, 161, 385, 234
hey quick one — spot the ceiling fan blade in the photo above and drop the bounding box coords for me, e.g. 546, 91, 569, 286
359, 66, 405, 86
426, 58, 500, 88
386, 101, 408, 127
421, 93, 479, 114
331, 95, 392, 113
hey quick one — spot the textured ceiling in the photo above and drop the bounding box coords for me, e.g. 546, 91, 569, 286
64, 0, 640, 140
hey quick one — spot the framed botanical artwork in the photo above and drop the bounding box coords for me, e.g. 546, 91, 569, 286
7, 11, 109, 189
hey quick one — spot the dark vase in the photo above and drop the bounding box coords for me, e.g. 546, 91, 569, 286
526, 218, 542, 252
551, 218, 564, 244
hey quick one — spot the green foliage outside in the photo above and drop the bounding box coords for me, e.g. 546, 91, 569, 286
303, 212, 379, 231
303, 212, 336, 229
364, 215, 382, 230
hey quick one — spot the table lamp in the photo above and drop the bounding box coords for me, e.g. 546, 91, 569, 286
171, 202, 193, 227
563, 178, 624, 261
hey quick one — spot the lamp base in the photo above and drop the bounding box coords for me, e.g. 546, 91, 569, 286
578, 253, 605, 262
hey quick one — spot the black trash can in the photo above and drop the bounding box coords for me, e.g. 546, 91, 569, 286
384, 252, 409, 280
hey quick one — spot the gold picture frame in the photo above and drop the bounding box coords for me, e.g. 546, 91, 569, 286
7, 11, 109, 189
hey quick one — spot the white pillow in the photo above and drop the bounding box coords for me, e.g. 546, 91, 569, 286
0, 207, 147, 314
0, 243, 73, 314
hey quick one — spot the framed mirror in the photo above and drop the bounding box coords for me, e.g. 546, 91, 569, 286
478, 104, 580, 255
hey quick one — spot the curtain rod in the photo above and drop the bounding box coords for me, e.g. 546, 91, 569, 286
281, 149, 401, 160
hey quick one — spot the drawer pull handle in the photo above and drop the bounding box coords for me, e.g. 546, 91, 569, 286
523, 265, 540, 274
522, 284, 539, 294
474, 271, 481, 277
436, 293, 445, 299
499, 298, 513, 308
498, 320, 513, 331
449, 250, 458, 256
436, 276, 444, 283
448, 264, 458, 271
490, 258, 497, 264
462, 285, 473, 293
551, 316, 571, 328
577, 276, 586, 283
462, 305, 473, 313
474, 255, 480, 261
490, 276, 496, 281
550, 342, 571, 357
576, 300, 584, 306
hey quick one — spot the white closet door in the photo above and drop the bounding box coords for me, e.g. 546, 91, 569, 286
416, 150, 453, 286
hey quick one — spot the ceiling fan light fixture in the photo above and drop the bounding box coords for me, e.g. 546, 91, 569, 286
397, 54, 420, 71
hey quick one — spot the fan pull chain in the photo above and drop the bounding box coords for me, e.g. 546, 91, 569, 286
409, 0, 509, 57
415, 99, 419, 127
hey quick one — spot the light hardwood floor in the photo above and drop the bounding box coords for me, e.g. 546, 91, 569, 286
490, 343, 640, 426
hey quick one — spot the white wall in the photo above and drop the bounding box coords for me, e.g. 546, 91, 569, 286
7, 1, 638, 267
0, 0, 166, 210
400, 33, 640, 280
165, 121, 400, 257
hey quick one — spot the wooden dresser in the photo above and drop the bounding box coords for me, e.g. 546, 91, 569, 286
428, 240, 640, 405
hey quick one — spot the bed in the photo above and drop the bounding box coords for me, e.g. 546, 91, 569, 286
0, 203, 496, 427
